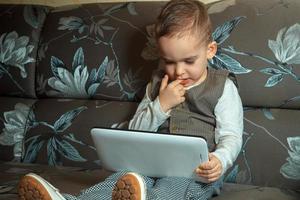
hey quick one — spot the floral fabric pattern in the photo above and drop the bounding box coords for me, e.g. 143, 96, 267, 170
280, 137, 300, 180
0, 5, 48, 97
0, 0, 299, 192
0, 103, 32, 159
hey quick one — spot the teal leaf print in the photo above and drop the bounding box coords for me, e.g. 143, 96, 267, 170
0, 103, 33, 159
103, 60, 118, 87
210, 52, 251, 74
262, 108, 275, 120
0, 31, 35, 79
87, 55, 106, 84
281, 96, 300, 107
220, 23, 300, 85
48, 65, 89, 97
224, 165, 239, 183
87, 83, 100, 96
64, 133, 96, 150
56, 139, 87, 162
265, 74, 283, 87
23, 135, 44, 163
123, 68, 144, 93
72, 47, 84, 71
111, 121, 128, 129
53, 106, 87, 133
104, 3, 128, 15
212, 16, 245, 45
260, 67, 287, 75
23, 6, 47, 29
58, 16, 87, 34
209, 17, 252, 75
280, 137, 300, 180
48, 48, 108, 98
97, 56, 109, 83
47, 138, 58, 166
50, 56, 65, 78
23, 106, 88, 166
268, 23, 300, 65
93, 18, 113, 38
127, 3, 138, 15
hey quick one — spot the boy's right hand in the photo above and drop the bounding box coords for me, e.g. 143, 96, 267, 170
159, 75, 186, 112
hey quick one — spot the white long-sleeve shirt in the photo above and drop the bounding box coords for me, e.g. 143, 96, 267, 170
129, 78, 243, 175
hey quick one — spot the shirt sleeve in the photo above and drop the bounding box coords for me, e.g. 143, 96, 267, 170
211, 78, 244, 176
128, 83, 170, 131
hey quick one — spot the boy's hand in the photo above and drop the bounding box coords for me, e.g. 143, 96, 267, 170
159, 75, 186, 112
195, 153, 223, 183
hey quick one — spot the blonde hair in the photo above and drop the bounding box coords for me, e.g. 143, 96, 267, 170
155, 0, 212, 44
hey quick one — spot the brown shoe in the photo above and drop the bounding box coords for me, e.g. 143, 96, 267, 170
18, 173, 66, 200
112, 172, 146, 200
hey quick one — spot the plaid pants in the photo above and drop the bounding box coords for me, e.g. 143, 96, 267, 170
63, 171, 223, 200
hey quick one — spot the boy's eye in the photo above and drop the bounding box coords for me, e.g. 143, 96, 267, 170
185, 60, 195, 65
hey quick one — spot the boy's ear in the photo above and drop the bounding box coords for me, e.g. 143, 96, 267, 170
206, 41, 217, 59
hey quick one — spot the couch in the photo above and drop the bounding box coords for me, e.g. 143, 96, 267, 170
0, 0, 299, 199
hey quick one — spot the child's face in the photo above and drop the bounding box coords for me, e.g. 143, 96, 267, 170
158, 34, 217, 88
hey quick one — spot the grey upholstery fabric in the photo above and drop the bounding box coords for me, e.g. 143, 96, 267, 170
0, 0, 299, 198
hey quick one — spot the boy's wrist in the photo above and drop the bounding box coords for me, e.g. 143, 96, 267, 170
155, 97, 171, 116
158, 96, 170, 113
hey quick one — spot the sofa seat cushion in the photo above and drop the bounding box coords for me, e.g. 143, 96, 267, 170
215, 183, 300, 200
1, 162, 299, 200
0, 161, 111, 196
226, 108, 300, 190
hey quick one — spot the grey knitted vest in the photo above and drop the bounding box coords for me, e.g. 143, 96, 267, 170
149, 68, 230, 151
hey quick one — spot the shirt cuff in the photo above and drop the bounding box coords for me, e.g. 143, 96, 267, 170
153, 97, 170, 119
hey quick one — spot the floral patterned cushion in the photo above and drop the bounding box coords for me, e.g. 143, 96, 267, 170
35, 3, 162, 101
208, 0, 300, 108
228, 108, 300, 190
0, 5, 49, 97
20, 99, 137, 169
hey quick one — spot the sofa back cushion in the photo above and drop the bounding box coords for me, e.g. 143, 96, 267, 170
0, 5, 48, 98
209, 0, 300, 109
35, 3, 163, 101
35, 0, 300, 108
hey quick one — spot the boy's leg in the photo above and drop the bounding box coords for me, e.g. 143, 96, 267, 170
19, 171, 153, 200
64, 172, 155, 200
147, 177, 194, 200
146, 177, 223, 200
185, 177, 224, 200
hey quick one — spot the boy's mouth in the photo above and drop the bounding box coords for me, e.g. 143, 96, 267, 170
179, 79, 189, 86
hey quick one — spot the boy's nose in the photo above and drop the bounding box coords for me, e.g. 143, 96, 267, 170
175, 64, 184, 76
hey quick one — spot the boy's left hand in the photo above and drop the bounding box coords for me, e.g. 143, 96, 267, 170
195, 153, 222, 183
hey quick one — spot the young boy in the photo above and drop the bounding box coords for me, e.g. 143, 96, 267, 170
18, 0, 243, 200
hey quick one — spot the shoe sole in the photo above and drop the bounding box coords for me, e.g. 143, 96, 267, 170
112, 172, 146, 200
19, 175, 52, 200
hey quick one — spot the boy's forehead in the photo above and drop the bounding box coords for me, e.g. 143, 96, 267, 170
158, 35, 207, 61
158, 34, 207, 51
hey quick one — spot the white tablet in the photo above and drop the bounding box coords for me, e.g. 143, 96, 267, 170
91, 127, 209, 181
